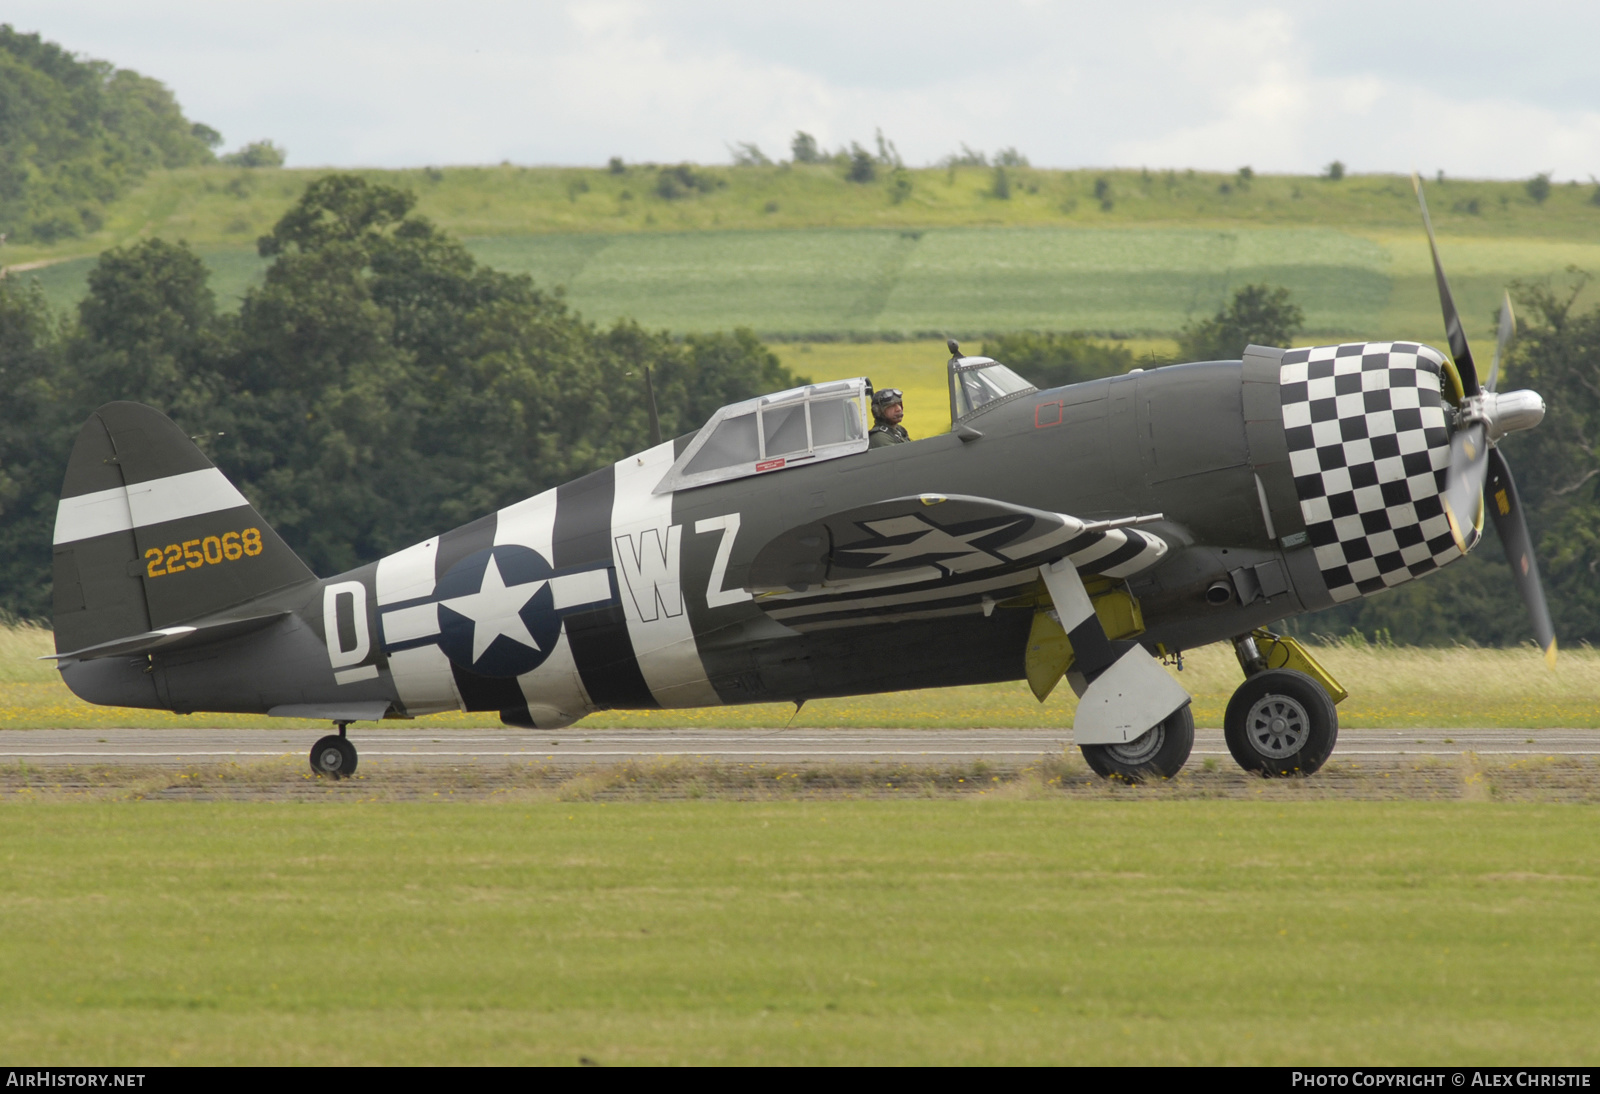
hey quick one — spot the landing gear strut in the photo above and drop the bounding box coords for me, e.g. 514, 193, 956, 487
310, 721, 359, 778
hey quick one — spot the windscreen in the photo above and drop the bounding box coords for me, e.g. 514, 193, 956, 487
950, 357, 1037, 422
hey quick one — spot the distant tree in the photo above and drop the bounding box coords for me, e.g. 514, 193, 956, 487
1526, 172, 1552, 204
982, 332, 1134, 389
191, 123, 223, 149
889, 171, 913, 205
846, 143, 876, 183
941, 144, 988, 168
790, 132, 822, 164
607, 156, 625, 174
0, 278, 71, 620
873, 129, 902, 169
1178, 284, 1304, 361
221, 140, 286, 168
994, 147, 1030, 168
1494, 270, 1600, 640
1322, 160, 1345, 181
1094, 177, 1113, 211
1235, 165, 1254, 191
728, 141, 771, 167
654, 163, 725, 200
257, 173, 414, 257
0, 25, 220, 241
74, 238, 221, 413
991, 165, 1011, 200
0, 238, 231, 619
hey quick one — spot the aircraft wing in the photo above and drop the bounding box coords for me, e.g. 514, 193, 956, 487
746, 494, 1166, 632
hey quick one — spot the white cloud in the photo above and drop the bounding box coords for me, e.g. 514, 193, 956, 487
3, 0, 1598, 177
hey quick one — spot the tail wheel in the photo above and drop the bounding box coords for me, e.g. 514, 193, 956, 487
1224, 669, 1337, 777
310, 734, 358, 779
1081, 704, 1194, 782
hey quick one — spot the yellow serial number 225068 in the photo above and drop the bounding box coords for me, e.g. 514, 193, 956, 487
145, 529, 263, 578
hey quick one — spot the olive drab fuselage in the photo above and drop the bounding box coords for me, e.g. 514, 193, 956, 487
55, 341, 1467, 730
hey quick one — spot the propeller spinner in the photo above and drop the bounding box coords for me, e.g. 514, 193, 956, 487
1411, 175, 1556, 664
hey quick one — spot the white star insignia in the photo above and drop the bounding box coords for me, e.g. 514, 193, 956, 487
440, 555, 548, 663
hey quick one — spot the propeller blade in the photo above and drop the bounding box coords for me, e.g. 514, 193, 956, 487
1411, 173, 1480, 396
1441, 421, 1489, 553
1486, 290, 1514, 394
1484, 447, 1557, 666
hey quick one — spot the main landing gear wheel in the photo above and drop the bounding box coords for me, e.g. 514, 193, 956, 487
310, 733, 358, 779
1080, 704, 1194, 782
1224, 669, 1337, 777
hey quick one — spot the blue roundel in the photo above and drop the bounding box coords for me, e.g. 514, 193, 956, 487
435, 545, 562, 678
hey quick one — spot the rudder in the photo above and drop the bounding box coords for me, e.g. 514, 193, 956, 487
53, 402, 317, 657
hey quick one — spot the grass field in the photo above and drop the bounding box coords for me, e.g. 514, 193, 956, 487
6, 164, 1599, 344
0, 799, 1595, 1064
5, 623, 1597, 730
18, 224, 1599, 347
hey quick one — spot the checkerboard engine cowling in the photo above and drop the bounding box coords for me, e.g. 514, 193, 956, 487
1280, 342, 1471, 603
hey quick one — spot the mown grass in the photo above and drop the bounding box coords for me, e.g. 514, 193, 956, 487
6, 165, 1599, 344
5, 624, 1597, 730
0, 799, 1594, 1064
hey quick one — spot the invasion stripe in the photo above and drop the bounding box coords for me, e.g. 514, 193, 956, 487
53, 468, 249, 545
1080, 535, 1146, 575
766, 570, 1038, 620
774, 589, 1017, 629
1099, 531, 1166, 578
786, 603, 986, 632
1065, 531, 1127, 567
554, 464, 657, 709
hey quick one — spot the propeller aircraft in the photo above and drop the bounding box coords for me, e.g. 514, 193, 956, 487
47, 178, 1554, 781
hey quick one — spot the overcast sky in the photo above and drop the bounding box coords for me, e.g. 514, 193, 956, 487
9, 1, 1600, 179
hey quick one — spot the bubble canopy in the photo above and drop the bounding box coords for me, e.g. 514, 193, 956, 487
653, 378, 871, 494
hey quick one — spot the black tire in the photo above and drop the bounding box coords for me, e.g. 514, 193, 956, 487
310, 734, 358, 779
1081, 703, 1194, 782
1223, 669, 1337, 777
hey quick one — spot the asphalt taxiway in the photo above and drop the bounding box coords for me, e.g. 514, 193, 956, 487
0, 727, 1593, 766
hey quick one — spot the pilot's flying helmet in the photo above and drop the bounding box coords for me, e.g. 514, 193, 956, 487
871, 388, 904, 417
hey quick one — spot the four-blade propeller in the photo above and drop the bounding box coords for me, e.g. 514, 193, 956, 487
1411, 174, 1556, 665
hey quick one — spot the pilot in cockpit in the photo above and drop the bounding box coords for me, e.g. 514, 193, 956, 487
868, 388, 911, 448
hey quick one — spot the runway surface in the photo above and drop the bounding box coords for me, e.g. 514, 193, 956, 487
1, 727, 1595, 766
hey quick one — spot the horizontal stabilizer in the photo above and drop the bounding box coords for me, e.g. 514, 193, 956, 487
268, 701, 393, 722
46, 610, 290, 662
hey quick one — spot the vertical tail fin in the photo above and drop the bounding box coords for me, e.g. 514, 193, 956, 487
52, 402, 316, 657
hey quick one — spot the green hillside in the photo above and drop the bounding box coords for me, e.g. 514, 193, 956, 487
0, 26, 219, 244
6, 163, 1600, 343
